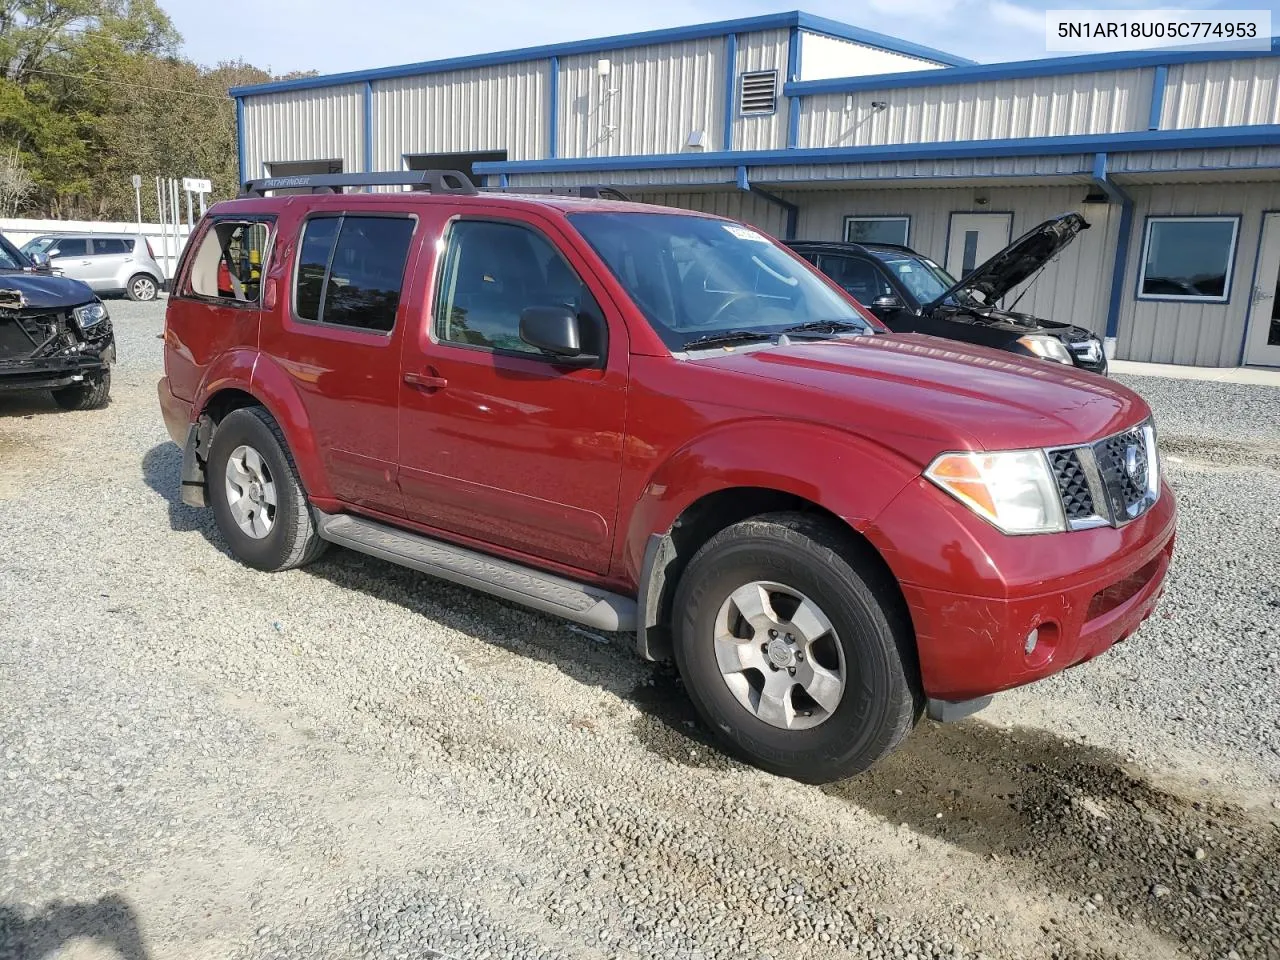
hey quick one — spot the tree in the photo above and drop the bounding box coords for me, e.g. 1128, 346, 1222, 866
0, 145, 33, 215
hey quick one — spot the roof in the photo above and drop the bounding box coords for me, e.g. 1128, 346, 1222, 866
229, 10, 972, 98
208, 190, 720, 219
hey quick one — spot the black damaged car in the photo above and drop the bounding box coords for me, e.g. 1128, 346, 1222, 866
0, 230, 114, 409
789, 213, 1107, 375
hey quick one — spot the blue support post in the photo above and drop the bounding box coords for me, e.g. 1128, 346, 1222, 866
235, 97, 247, 189
723, 34, 737, 151
1092, 153, 1134, 350
786, 26, 802, 149
549, 56, 560, 159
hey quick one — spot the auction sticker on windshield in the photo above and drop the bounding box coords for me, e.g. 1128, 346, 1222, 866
722, 224, 769, 242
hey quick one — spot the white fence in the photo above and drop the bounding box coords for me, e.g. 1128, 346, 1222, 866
1, 218, 192, 280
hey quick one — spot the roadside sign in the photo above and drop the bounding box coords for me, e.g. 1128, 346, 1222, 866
183, 177, 212, 194
131, 174, 142, 189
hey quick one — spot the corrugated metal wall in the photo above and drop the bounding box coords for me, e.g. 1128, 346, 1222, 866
1116, 180, 1280, 366
557, 38, 725, 158
1161, 57, 1280, 129
241, 84, 365, 177
791, 185, 1119, 336
749, 154, 1094, 184
630, 190, 790, 238
731, 29, 789, 152
372, 61, 547, 167
797, 69, 1152, 149
1112, 145, 1280, 174
506, 168, 734, 188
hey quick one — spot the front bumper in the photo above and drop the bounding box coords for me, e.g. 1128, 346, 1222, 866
0, 341, 115, 392
866, 476, 1176, 702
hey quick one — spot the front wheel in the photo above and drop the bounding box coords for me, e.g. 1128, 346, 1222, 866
52, 370, 111, 410
207, 407, 327, 571
672, 512, 921, 783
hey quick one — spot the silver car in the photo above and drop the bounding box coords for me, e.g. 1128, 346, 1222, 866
21, 233, 165, 302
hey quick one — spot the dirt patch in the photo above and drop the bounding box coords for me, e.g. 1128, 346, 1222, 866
1160, 434, 1280, 473
824, 720, 1280, 960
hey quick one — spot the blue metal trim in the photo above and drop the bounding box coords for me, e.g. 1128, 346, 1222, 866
723, 34, 737, 150
735, 165, 749, 191
235, 97, 247, 188
362, 81, 373, 173
786, 26, 802, 149
233, 11, 921, 97
1148, 64, 1168, 132
549, 56, 560, 159
784, 38, 1280, 97
473, 123, 1280, 175
1134, 214, 1244, 305
1092, 155, 1133, 341
793, 12, 973, 66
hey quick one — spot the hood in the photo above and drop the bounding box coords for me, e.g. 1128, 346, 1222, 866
0, 272, 96, 310
695, 332, 1143, 454
928, 212, 1089, 310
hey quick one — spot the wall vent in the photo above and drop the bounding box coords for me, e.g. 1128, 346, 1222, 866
739, 70, 778, 116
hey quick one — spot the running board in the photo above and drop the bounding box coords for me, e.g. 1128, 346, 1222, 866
315, 512, 636, 632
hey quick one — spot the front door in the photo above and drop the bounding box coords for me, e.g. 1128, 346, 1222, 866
397, 212, 628, 575
1243, 212, 1280, 367
946, 213, 1012, 280
45, 237, 95, 286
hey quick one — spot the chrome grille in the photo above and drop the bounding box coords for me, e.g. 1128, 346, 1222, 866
1048, 421, 1159, 530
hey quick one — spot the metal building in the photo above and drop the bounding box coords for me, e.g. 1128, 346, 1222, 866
231, 11, 1280, 368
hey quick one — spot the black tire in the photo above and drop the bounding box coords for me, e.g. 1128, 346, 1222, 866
672, 512, 921, 783
51, 370, 111, 410
207, 406, 328, 572
126, 273, 159, 302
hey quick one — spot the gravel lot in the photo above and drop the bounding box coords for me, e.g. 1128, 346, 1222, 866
1, 301, 1277, 960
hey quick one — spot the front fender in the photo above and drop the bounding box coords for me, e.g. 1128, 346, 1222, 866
621, 419, 923, 585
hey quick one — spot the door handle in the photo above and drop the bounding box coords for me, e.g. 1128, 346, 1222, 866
404, 370, 448, 391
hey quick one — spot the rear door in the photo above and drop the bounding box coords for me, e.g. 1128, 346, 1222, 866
261, 206, 420, 514
396, 207, 629, 574
45, 237, 94, 285
89, 237, 133, 290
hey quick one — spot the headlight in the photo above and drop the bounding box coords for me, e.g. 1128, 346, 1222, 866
73, 301, 108, 332
1016, 334, 1073, 365
925, 449, 1066, 534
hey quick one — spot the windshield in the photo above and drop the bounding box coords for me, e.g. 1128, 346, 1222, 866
569, 212, 872, 350
19, 237, 55, 258
870, 250, 976, 307
0, 233, 29, 271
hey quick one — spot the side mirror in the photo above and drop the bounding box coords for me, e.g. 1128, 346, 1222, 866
869, 294, 904, 313
30, 252, 51, 271
519, 306, 598, 362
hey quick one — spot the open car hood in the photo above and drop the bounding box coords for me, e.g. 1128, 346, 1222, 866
927, 212, 1090, 310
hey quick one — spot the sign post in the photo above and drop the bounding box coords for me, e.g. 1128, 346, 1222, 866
131, 174, 142, 235
182, 177, 212, 227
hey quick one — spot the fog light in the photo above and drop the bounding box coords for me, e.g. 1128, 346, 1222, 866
1024, 628, 1039, 655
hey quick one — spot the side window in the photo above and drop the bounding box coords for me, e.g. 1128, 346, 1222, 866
48, 238, 89, 259
434, 220, 600, 357
184, 221, 271, 302
93, 238, 130, 255
818, 255, 892, 303
292, 215, 415, 332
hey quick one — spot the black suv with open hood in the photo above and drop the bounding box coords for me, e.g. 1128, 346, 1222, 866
0, 230, 114, 409
789, 213, 1106, 374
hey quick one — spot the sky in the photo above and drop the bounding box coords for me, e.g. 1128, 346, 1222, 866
166, 0, 1280, 76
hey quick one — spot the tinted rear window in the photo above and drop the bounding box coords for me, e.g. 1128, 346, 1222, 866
293, 215, 416, 332
94, 238, 131, 255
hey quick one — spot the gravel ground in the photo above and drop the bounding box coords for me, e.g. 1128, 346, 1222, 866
1, 303, 1277, 960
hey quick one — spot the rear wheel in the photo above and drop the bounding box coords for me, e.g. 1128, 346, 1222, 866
207, 407, 327, 571
672, 512, 921, 783
51, 370, 111, 410
126, 274, 158, 302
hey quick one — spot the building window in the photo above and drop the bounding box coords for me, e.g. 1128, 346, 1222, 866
1137, 216, 1240, 302
739, 70, 778, 116
843, 216, 910, 246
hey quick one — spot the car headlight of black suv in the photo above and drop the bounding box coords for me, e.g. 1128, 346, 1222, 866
72, 300, 109, 334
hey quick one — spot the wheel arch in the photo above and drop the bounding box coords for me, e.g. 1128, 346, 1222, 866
635, 485, 913, 664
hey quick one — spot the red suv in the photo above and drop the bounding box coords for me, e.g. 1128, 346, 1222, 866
158, 172, 1175, 783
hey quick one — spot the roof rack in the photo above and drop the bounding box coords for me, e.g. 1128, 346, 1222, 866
482, 185, 630, 201
240, 169, 478, 197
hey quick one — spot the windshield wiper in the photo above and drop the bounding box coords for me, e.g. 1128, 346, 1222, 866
681, 330, 776, 350
780, 320, 868, 337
